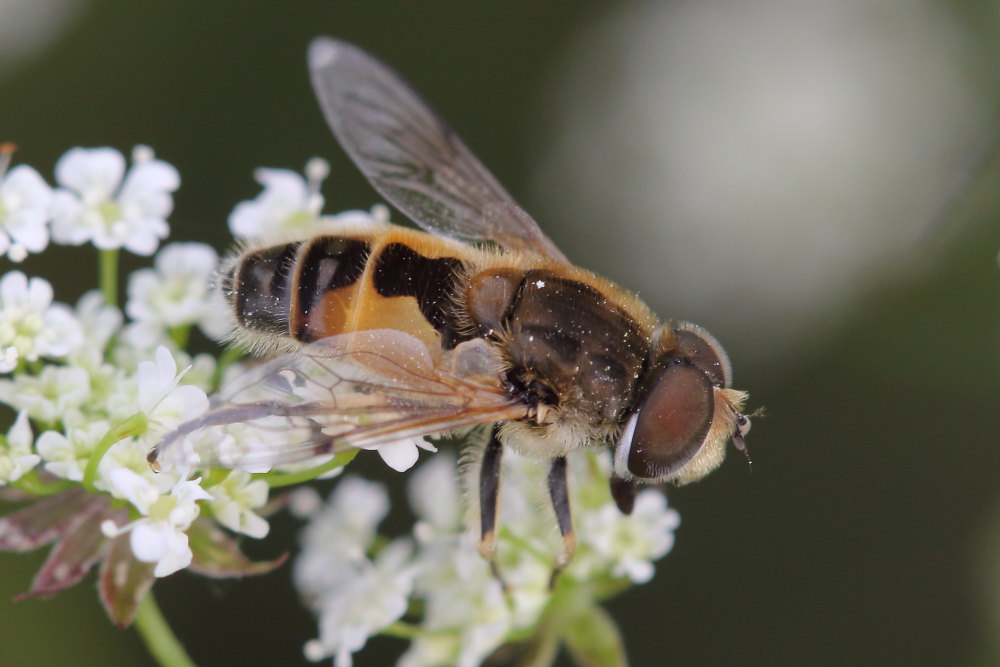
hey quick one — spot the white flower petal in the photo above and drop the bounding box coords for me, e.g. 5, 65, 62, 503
6, 211, 49, 251
55, 147, 125, 201
122, 218, 169, 256
38, 304, 83, 357
172, 477, 213, 506
119, 159, 180, 202
48, 190, 88, 244
25, 273, 54, 307
136, 346, 179, 409
0, 270, 28, 304
149, 383, 209, 430
373, 439, 421, 472
35, 430, 70, 461
74, 290, 123, 350
228, 167, 321, 238
131, 521, 192, 577
7, 410, 33, 449
155, 242, 218, 276
2, 165, 53, 208
106, 467, 161, 513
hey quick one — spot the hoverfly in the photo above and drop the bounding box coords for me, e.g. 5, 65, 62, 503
150, 38, 751, 568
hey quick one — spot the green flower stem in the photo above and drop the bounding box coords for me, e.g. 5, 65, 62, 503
82, 413, 148, 493
168, 325, 190, 350
252, 450, 359, 488
503, 579, 583, 643
134, 592, 197, 667
588, 576, 632, 602
498, 526, 551, 565
202, 468, 229, 488
100, 248, 120, 307
381, 621, 422, 640
12, 469, 75, 496
510, 582, 581, 667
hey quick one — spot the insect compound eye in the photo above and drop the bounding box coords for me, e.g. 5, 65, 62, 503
615, 361, 715, 480
673, 322, 732, 388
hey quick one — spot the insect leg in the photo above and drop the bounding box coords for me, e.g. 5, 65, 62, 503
477, 424, 503, 561
547, 455, 577, 587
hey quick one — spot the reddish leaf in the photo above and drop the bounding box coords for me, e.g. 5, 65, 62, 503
0, 487, 33, 502
0, 488, 92, 552
188, 518, 287, 578
98, 534, 156, 628
16, 501, 119, 600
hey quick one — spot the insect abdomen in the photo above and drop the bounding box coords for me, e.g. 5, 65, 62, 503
228, 231, 469, 350
228, 240, 308, 337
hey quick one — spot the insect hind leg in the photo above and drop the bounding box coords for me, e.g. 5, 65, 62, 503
478, 424, 504, 561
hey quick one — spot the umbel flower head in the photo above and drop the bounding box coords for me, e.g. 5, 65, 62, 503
0, 146, 286, 627
50, 146, 178, 256
293, 448, 681, 667
0, 272, 82, 373
0, 148, 687, 666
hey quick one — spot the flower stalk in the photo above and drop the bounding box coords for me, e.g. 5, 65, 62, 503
100, 248, 119, 306
253, 449, 358, 488
82, 412, 147, 493
12, 469, 75, 496
133, 592, 197, 667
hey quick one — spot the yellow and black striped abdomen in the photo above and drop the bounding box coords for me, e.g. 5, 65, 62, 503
227, 227, 471, 351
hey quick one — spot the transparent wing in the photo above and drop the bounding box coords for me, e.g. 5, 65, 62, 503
308, 37, 568, 262
149, 330, 527, 473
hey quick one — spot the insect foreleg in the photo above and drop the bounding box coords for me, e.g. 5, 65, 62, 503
547, 455, 577, 588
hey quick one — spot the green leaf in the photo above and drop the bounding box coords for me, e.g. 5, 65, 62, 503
562, 602, 628, 667
519, 631, 561, 667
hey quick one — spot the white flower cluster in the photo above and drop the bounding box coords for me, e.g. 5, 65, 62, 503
293, 448, 681, 667
123, 242, 229, 348
0, 148, 427, 585
0, 145, 177, 264
0, 273, 243, 577
225, 157, 391, 242
0, 147, 273, 578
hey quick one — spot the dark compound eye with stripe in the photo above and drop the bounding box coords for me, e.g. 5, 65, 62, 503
615, 323, 736, 481
673, 322, 732, 388
617, 360, 715, 479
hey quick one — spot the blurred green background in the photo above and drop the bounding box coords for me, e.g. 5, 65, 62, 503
2, 1, 1000, 665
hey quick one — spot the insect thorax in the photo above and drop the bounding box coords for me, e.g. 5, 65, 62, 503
466, 268, 650, 430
